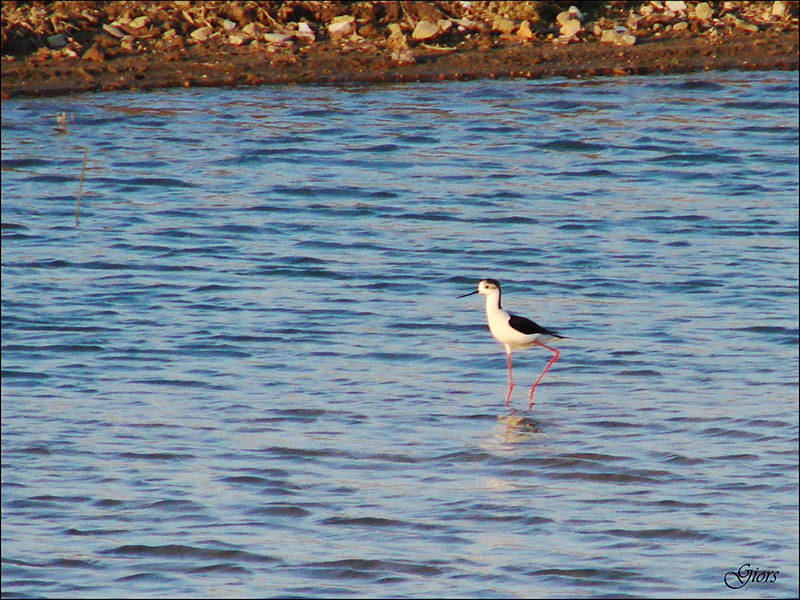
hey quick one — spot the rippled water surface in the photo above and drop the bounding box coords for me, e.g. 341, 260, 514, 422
2, 71, 798, 598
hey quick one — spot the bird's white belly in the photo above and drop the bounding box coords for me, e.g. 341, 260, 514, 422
487, 311, 542, 349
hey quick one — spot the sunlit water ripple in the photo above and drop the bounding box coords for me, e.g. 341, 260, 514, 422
2, 70, 798, 598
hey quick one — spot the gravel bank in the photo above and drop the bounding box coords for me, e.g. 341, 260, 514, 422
1, 1, 797, 98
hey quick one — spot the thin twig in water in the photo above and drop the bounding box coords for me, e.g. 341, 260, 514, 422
75, 146, 88, 226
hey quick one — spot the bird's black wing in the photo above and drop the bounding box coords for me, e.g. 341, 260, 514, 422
508, 314, 563, 338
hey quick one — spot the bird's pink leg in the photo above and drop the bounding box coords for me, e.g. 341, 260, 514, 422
528, 344, 559, 408
505, 350, 514, 407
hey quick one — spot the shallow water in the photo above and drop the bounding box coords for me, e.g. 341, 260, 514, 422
2, 71, 798, 598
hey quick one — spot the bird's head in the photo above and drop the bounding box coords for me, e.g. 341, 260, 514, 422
457, 278, 500, 298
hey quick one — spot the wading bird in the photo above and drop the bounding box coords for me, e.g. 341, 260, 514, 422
458, 279, 564, 408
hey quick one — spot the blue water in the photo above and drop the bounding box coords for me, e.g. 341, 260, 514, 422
2, 70, 798, 598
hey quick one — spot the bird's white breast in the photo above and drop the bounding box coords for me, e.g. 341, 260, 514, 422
485, 304, 542, 349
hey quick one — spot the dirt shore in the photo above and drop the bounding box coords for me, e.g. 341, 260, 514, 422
1, 1, 798, 98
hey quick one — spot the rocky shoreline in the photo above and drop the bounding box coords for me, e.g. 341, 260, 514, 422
1, 1, 798, 98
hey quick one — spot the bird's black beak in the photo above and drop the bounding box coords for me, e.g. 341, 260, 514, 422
457, 290, 479, 298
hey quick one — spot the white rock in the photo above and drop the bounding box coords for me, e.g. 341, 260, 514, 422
518, 20, 535, 39
567, 5, 584, 21
412, 20, 440, 40
559, 19, 581, 37
190, 26, 213, 41
387, 23, 403, 37
771, 1, 787, 17
492, 16, 516, 34
222, 19, 237, 31
694, 2, 714, 21
241, 23, 262, 37
391, 47, 415, 64
557, 6, 584, 25
600, 29, 618, 43
387, 23, 408, 50
264, 32, 292, 44
328, 15, 355, 39
734, 18, 759, 32
600, 29, 636, 46
556, 10, 572, 25
129, 16, 149, 29
295, 22, 315, 42
665, 1, 686, 12
102, 24, 125, 38
452, 18, 478, 32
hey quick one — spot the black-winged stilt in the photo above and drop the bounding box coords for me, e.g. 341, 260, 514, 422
458, 278, 564, 408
